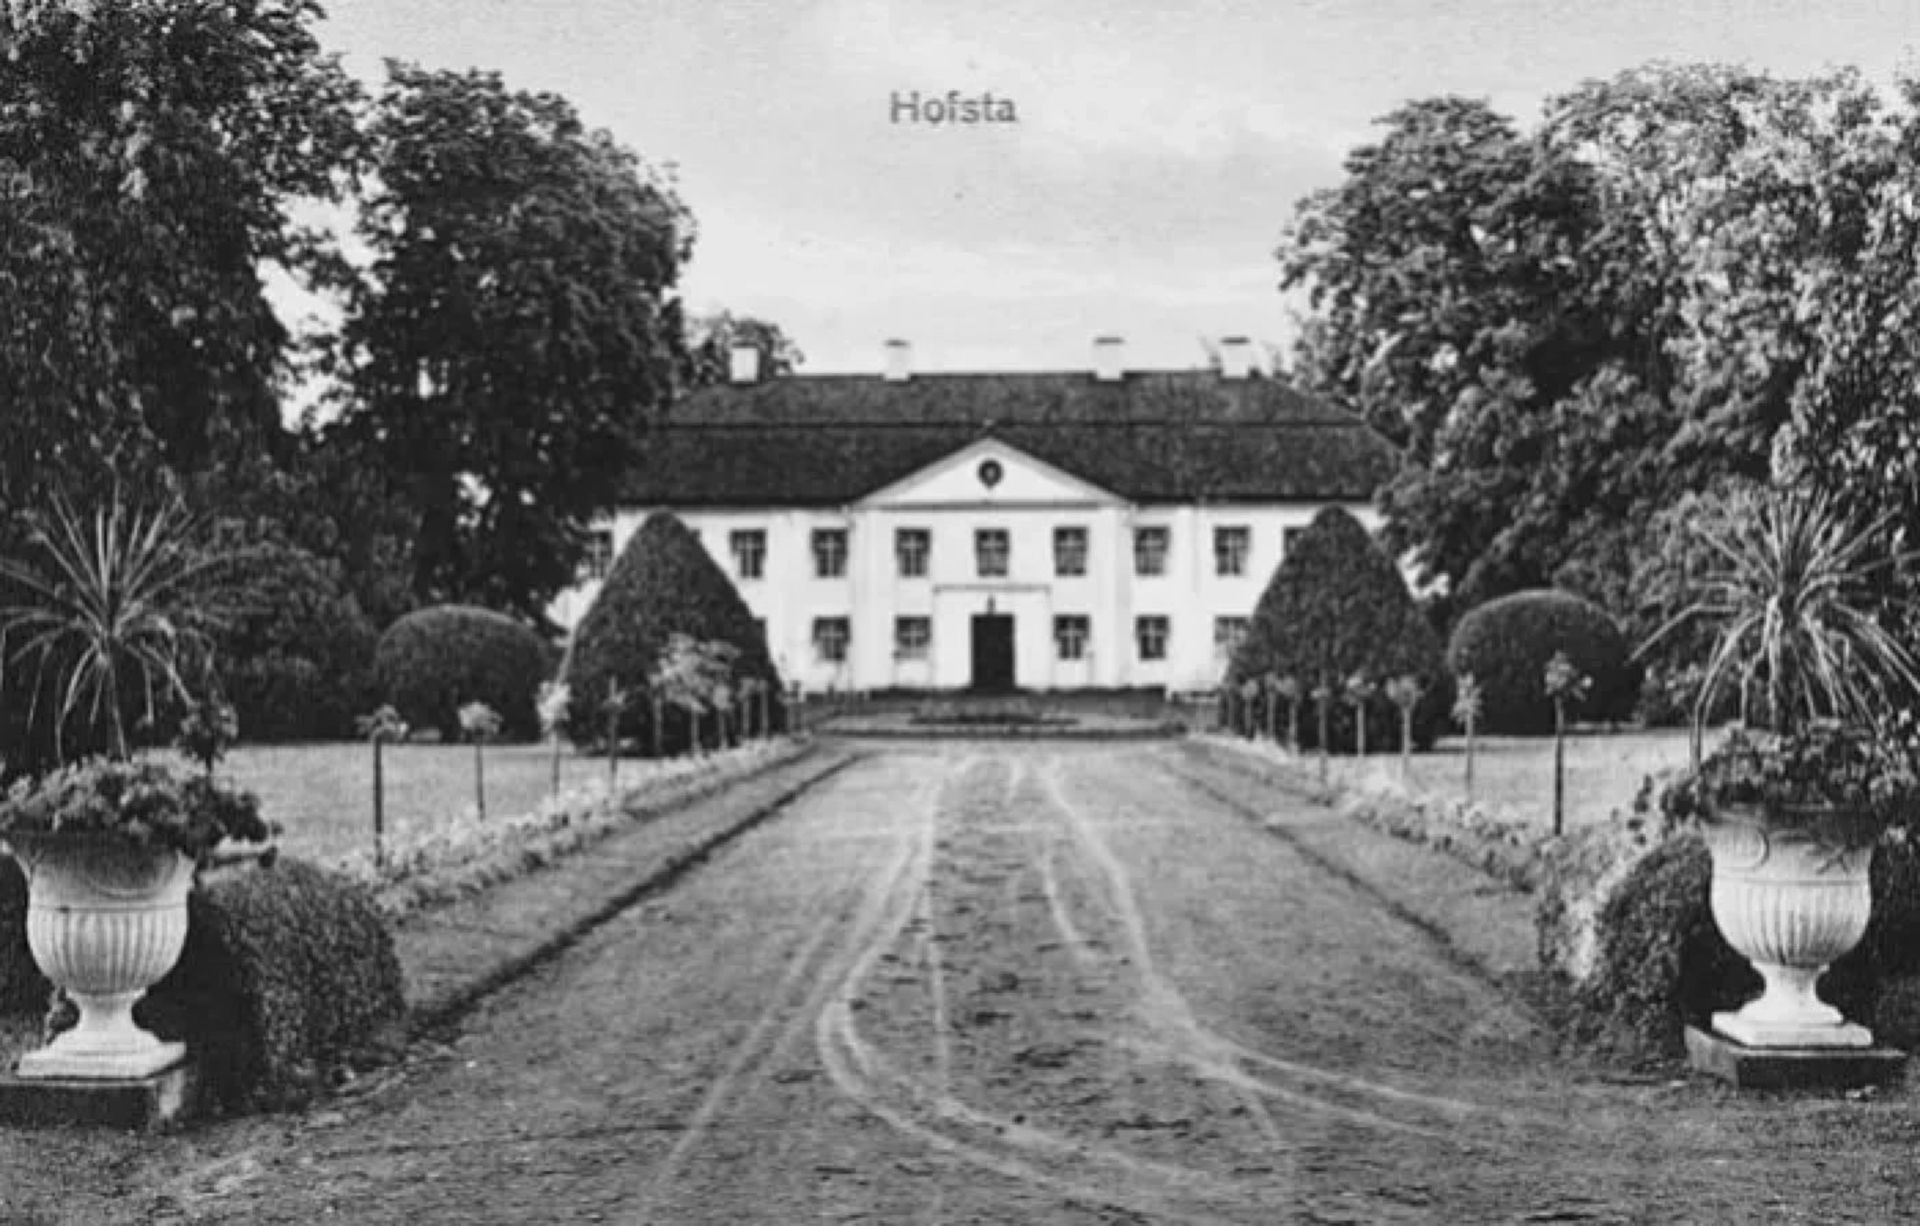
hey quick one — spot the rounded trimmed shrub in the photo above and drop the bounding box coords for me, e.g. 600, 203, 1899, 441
562, 512, 784, 752
213, 536, 380, 741
1446, 589, 1640, 735
374, 605, 552, 741
48, 857, 406, 1112
1565, 831, 1920, 1060
1226, 506, 1452, 752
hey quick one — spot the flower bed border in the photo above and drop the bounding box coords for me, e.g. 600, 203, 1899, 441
1179, 735, 1546, 893
335, 740, 812, 921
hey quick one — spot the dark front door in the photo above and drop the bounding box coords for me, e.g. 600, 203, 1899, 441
970, 614, 1016, 692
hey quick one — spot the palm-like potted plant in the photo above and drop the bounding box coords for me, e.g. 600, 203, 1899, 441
1648, 485, 1920, 1049
0, 490, 267, 1079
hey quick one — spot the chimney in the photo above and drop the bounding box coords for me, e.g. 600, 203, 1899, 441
728, 342, 761, 385
1093, 335, 1125, 383
1219, 335, 1255, 380
884, 338, 912, 382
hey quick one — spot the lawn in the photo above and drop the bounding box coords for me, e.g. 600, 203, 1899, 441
1312, 725, 1721, 832
216, 740, 620, 865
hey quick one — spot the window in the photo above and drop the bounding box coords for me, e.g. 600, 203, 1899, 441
896, 528, 930, 578
813, 617, 850, 663
1054, 526, 1088, 577
1134, 527, 1169, 576
976, 528, 1010, 578
894, 616, 931, 660
1136, 615, 1169, 662
581, 529, 614, 581
1283, 526, 1305, 558
812, 528, 848, 578
1214, 616, 1249, 655
731, 529, 766, 580
1215, 526, 1251, 577
1054, 615, 1090, 661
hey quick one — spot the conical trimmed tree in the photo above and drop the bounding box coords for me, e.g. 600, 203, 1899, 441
1227, 506, 1451, 753
561, 513, 782, 753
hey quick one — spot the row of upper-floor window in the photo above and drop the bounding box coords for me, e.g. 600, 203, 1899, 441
807, 615, 1251, 664
580, 525, 1307, 582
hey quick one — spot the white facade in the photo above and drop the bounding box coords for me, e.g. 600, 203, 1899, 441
551, 436, 1382, 695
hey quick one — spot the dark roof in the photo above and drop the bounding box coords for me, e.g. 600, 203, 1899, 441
626, 369, 1400, 506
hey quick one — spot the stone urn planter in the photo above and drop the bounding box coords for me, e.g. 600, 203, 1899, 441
1703, 804, 1875, 1049
3, 832, 195, 1079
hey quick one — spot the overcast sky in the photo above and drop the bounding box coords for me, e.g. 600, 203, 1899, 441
309, 0, 1920, 375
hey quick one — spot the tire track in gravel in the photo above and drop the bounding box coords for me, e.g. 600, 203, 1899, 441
635, 762, 958, 1219
1040, 753, 1488, 1137
814, 752, 1280, 1224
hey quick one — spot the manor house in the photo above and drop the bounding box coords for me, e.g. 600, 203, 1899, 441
548, 337, 1399, 695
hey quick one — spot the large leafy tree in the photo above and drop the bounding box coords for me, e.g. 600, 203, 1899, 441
1282, 67, 1900, 619
333, 64, 694, 626
0, 0, 362, 513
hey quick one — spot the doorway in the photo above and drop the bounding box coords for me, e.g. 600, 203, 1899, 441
969, 614, 1016, 692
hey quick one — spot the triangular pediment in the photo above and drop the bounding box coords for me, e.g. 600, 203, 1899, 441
857, 437, 1125, 508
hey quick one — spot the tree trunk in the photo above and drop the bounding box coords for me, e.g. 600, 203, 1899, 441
606, 707, 619, 790
372, 739, 386, 871
1401, 707, 1413, 779
1553, 701, 1566, 836
1288, 703, 1299, 752
1465, 721, 1476, 804
1317, 699, 1329, 786
1355, 706, 1367, 758
474, 741, 486, 820
550, 735, 562, 797
652, 694, 665, 759
1266, 694, 1277, 742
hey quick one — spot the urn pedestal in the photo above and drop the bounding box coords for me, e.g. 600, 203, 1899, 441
2, 833, 193, 1080
1702, 806, 1874, 1050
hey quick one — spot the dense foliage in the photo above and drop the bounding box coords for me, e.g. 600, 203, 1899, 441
0, 758, 267, 860
373, 605, 553, 742
0, 858, 45, 1015
1565, 830, 1920, 1058
1445, 590, 1640, 734
0, 0, 362, 514
1226, 506, 1450, 751
1279, 66, 1904, 618
329, 64, 693, 625
204, 523, 380, 741
48, 857, 406, 1111
562, 513, 782, 750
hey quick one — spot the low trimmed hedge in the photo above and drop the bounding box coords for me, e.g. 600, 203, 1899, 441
47, 857, 405, 1112
0, 857, 48, 1015
1547, 811, 1920, 1059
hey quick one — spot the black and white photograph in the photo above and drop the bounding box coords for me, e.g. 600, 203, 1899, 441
6, 0, 1920, 1220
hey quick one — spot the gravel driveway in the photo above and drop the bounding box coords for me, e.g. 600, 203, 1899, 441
10, 742, 1920, 1224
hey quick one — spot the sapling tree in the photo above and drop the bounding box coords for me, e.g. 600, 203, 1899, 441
458, 701, 503, 820
537, 680, 571, 796
1238, 678, 1262, 738
1345, 672, 1378, 759
601, 679, 630, 787
355, 705, 410, 870
1544, 652, 1591, 836
175, 697, 239, 780
1386, 675, 1423, 780
741, 676, 765, 739
1312, 681, 1333, 786
1276, 675, 1302, 751
1453, 673, 1483, 804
